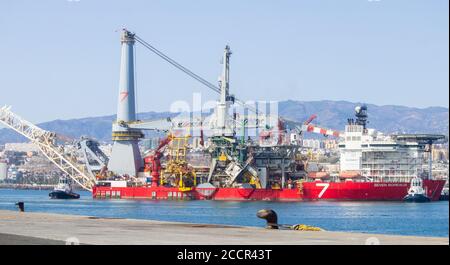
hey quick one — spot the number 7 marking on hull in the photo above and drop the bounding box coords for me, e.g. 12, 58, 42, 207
316, 183, 330, 198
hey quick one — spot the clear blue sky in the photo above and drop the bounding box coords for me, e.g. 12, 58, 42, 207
0, 0, 448, 123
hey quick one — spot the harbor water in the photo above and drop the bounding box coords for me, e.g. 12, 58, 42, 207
0, 189, 448, 237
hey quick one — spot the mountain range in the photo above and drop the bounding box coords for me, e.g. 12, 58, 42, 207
0, 100, 448, 145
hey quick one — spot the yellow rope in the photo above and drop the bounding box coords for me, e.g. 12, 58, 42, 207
292, 224, 324, 231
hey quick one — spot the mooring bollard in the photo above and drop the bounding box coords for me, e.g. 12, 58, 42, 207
257, 209, 324, 231
257, 209, 279, 229
15, 201, 25, 212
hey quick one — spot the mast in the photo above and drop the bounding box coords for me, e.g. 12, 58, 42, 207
107, 29, 143, 176
216, 45, 233, 136
116, 30, 137, 122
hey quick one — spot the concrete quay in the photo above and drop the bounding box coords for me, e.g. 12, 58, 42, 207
0, 210, 447, 245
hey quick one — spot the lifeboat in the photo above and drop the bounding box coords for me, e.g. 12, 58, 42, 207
339, 171, 361, 179
308, 171, 330, 179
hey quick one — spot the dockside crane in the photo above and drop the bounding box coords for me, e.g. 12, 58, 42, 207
0, 106, 96, 191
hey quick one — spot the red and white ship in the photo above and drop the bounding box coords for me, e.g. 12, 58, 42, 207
92, 30, 446, 202
0, 30, 446, 202
93, 105, 446, 202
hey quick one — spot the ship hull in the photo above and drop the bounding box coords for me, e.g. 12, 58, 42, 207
301, 179, 444, 201
93, 179, 445, 201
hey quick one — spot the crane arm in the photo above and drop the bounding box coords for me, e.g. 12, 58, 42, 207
0, 106, 96, 191
156, 134, 174, 153
304, 114, 317, 125
290, 114, 342, 138
301, 124, 342, 138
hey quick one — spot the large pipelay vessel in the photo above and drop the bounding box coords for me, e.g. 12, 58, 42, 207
0, 29, 446, 201
92, 30, 445, 201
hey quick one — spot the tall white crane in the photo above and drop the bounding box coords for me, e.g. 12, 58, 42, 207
214, 45, 234, 137
0, 106, 96, 191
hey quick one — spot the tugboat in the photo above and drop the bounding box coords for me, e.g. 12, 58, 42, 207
49, 177, 80, 199
403, 177, 430, 203
439, 186, 449, 201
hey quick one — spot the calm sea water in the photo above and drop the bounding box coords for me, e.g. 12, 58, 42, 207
0, 189, 448, 237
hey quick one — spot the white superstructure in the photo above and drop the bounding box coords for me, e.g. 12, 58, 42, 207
339, 124, 425, 182
338, 105, 445, 182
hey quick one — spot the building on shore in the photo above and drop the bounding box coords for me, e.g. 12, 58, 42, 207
4, 142, 40, 153
0, 160, 7, 181
431, 145, 449, 162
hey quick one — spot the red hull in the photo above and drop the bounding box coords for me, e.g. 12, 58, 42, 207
301, 180, 445, 201
92, 179, 446, 201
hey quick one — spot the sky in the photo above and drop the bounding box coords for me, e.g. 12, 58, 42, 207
0, 0, 448, 123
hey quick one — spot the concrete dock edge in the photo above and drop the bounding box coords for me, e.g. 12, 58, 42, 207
0, 210, 448, 245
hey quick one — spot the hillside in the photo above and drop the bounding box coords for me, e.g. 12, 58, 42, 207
0, 100, 448, 144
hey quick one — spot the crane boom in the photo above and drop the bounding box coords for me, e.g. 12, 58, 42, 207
133, 33, 259, 115
304, 114, 317, 125
0, 106, 96, 191
301, 124, 342, 138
